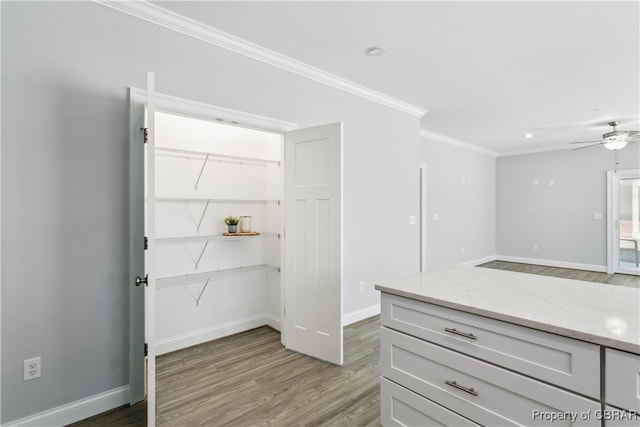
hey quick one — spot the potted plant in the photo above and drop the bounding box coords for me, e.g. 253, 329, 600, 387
224, 216, 240, 233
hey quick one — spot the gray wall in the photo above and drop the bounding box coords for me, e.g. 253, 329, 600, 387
496, 145, 640, 267
420, 137, 496, 267
1, 1, 420, 422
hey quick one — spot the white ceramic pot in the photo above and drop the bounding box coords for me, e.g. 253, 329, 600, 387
239, 216, 253, 233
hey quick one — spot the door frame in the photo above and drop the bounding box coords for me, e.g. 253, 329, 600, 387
419, 162, 427, 271
128, 88, 297, 407
606, 168, 640, 275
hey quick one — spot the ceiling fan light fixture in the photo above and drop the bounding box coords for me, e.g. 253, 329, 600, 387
604, 139, 628, 150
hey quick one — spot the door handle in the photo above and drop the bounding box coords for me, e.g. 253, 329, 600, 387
135, 274, 148, 287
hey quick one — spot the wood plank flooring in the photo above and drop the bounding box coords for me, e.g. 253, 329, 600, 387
70, 316, 380, 427
479, 260, 640, 288
70, 261, 638, 427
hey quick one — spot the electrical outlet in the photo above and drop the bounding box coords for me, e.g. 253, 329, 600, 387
359, 281, 364, 292
24, 357, 41, 381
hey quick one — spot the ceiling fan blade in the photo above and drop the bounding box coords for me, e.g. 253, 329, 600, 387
571, 142, 604, 151
568, 140, 603, 144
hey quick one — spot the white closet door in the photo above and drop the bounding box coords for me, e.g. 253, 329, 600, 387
128, 90, 146, 406
283, 123, 343, 365
145, 72, 158, 426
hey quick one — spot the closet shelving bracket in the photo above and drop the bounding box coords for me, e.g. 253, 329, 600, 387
196, 279, 210, 306
194, 239, 210, 270
194, 153, 210, 190
196, 199, 211, 232
156, 264, 280, 306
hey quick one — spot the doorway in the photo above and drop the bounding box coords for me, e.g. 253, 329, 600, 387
129, 82, 344, 424
152, 111, 284, 355
607, 169, 640, 275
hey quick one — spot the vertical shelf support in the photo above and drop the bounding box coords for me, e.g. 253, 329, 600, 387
194, 239, 210, 270
194, 153, 210, 190
196, 199, 211, 232
195, 279, 210, 306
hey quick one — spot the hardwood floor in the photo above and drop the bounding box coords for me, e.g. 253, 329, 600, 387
70, 261, 638, 427
479, 260, 640, 288
70, 316, 380, 427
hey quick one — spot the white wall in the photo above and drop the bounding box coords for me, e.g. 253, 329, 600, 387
496, 145, 640, 269
154, 112, 282, 354
1, 2, 420, 422
420, 136, 496, 267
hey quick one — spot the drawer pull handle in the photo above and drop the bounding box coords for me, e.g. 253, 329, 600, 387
445, 380, 478, 397
444, 327, 477, 340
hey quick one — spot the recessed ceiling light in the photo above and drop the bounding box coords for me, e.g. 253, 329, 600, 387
365, 46, 385, 57
523, 133, 534, 139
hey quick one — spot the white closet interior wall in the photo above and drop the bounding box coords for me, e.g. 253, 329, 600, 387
153, 111, 282, 355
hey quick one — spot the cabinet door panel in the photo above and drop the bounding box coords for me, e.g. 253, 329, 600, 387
382, 293, 600, 397
606, 348, 640, 412
603, 405, 640, 427
381, 377, 479, 427
381, 327, 600, 426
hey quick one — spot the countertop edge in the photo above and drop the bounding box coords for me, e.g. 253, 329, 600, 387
375, 285, 640, 355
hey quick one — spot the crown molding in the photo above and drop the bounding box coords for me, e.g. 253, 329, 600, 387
420, 129, 498, 157
94, 0, 427, 118
496, 144, 575, 157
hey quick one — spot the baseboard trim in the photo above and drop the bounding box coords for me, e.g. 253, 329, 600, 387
156, 314, 272, 355
4, 385, 129, 427
460, 255, 498, 266
495, 255, 607, 273
343, 304, 380, 326
265, 314, 281, 332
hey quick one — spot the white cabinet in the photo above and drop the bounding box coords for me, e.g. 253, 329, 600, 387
153, 111, 283, 354
380, 293, 602, 426
381, 377, 479, 427
381, 293, 600, 398
605, 348, 640, 426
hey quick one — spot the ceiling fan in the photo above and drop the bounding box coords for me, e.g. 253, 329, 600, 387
570, 121, 640, 151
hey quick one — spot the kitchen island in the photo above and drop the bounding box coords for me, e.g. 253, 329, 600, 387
375, 266, 640, 426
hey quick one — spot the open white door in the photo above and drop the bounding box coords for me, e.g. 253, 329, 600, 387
145, 72, 158, 425
128, 72, 157, 425
283, 123, 343, 365
128, 89, 146, 407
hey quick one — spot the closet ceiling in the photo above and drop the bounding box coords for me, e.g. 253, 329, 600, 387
156, 1, 639, 154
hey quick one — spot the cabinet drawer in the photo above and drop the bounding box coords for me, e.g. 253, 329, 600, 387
381, 293, 600, 397
381, 377, 479, 427
603, 405, 640, 427
381, 327, 600, 426
606, 348, 640, 412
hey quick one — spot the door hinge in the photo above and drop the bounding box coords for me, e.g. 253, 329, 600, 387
144, 236, 148, 250
142, 127, 148, 144
144, 343, 148, 357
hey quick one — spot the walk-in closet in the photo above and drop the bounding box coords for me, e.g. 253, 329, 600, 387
152, 111, 283, 355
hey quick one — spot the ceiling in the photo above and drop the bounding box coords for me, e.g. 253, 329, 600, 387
156, 1, 639, 155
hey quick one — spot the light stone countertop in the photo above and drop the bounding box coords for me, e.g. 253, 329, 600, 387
375, 266, 640, 354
